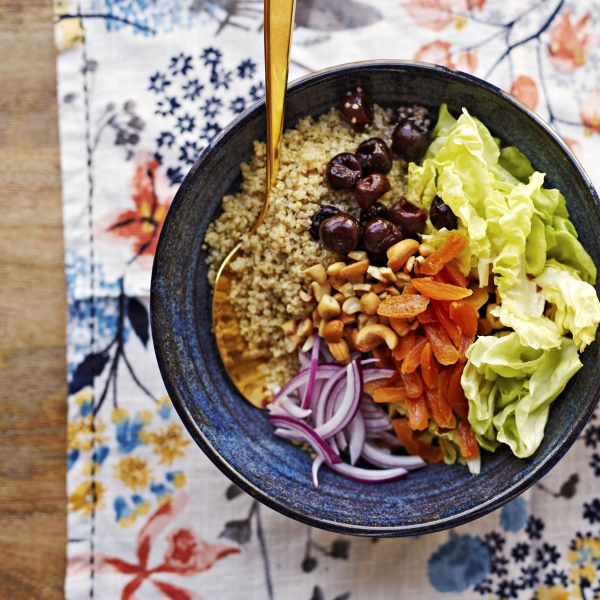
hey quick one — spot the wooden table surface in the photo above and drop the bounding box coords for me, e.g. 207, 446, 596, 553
0, 1, 67, 598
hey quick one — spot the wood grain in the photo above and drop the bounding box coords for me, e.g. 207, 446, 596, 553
0, 1, 67, 598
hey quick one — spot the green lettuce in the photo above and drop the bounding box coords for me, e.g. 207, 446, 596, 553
463, 333, 582, 458
535, 260, 600, 351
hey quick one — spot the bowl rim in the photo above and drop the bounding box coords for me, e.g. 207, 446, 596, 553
151, 59, 600, 536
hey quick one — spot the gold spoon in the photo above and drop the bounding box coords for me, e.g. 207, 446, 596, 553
212, 0, 297, 409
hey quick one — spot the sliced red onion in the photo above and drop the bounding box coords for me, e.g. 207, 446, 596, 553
301, 331, 320, 410
269, 414, 341, 465
362, 368, 395, 383
277, 397, 313, 420
361, 441, 425, 470
466, 454, 481, 476
335, 430, 348, 452
347, 410, 366, 465
312, 455, 324, 488
369, 431, 401, 447
314, 367, 347, 427
365, 419, 393, 433
315, 359, 363, 439
298, 347, 311, 369
309, 379, 325, 416
274, 365, 340, 403
320, 344, 335, 364
328, 462, 408, 483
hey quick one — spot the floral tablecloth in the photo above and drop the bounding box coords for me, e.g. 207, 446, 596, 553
55, 1, 600, 598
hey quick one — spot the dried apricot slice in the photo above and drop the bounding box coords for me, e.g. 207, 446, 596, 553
449, 300, 478, 338
458, 419, 480, 459
412, 278, 473, 301
458, 334, 475, 363
392, 418, 444, 463
446, 362, 469, 420
463, 285, 489, 311
417, 305, 438, 324
420, 342, 439, 389
405, 395, 429, 430
373, 387, 406, 403
401, 371, 424, 398
442, 261, 467, 288
425, 388, 456, 429
420, 231, 469, 276
423, 323, 460, 365
378, 294, 430, 318
432, 300, 462, 347
372, 345, 392, 368
392, 330, 415, 361
401, 338, 428, 374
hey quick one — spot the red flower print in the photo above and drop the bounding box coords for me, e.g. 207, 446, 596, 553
414, 40, 477, 73
580, 89, 600, 134
66, 493, 240, 600
415, 40, 456, 67
510, 76, 539, 111
100, 151, 175, 264
549, 10, 599, 71
402, 0, 486, 32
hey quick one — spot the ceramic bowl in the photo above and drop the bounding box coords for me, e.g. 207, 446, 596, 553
151, 60, 600, 537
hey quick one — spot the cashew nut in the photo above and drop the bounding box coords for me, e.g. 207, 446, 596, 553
304, 263, 327, 284
387, 238, 420, 272
322, 319, 344, 343
355, 323, 398, 353
327, 339, 350, 365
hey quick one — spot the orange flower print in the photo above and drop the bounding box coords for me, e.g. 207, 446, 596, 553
403, 0, 486, 32
414, 40, 477, 73
549, 10, 598, 71
510, 75, 539, 111
102, 151, 174, 265
416, 40, 455, 67
580, 89, 600, 134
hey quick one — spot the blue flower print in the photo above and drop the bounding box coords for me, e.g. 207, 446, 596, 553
496, 579, 519, 599
182, 79, 204, 101
156, 131, 175, 149
535, 542, 560, 568
149, 72, 171, 93
202, 97, 222, 118
500, 496, 529, 532
156, 96, 181, 116
201, 122, 221, 142
169, 53, 193, 76
114, 496, 133, 524
249, 81, 265, 101
428, 535, 492, 593
166, 471, 186, 489
150, 482, 173, 505
590, 453, 600, 476
179, 141, 202, 165
525, 515, 545, 540
92, 445, 109, 466
157, 396, 172, 419
518, 565, 540, 589
237, 58, 257, 79
201, 47, 221, 66
230, 97, 246, 114
210, 67, 232, 90
112, 409, 152, 453
166, 166, 184, 185
176, 113, 195, 133
68, 449, 80, 470
511, 542, 530, 562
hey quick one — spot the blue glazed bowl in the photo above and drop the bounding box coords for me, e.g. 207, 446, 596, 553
151, 61, 600, 537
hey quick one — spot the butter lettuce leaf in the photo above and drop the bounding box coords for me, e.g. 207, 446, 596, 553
463, 333, 582, 458
535, 260, 600, 351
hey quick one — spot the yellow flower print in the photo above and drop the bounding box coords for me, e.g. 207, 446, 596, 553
147, 423, 191, 465
67, 417, 107, 453
535, 585, 570, 600
53, 1, 85, 53
157, 395, 173, 419
172, 472, 186, 489
68, 480, 106, 515
114, 456, 153, 491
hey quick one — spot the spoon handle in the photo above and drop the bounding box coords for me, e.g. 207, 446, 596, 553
263, 0, 297, 202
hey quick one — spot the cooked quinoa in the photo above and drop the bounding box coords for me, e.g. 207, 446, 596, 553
204, 105, 407, 384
